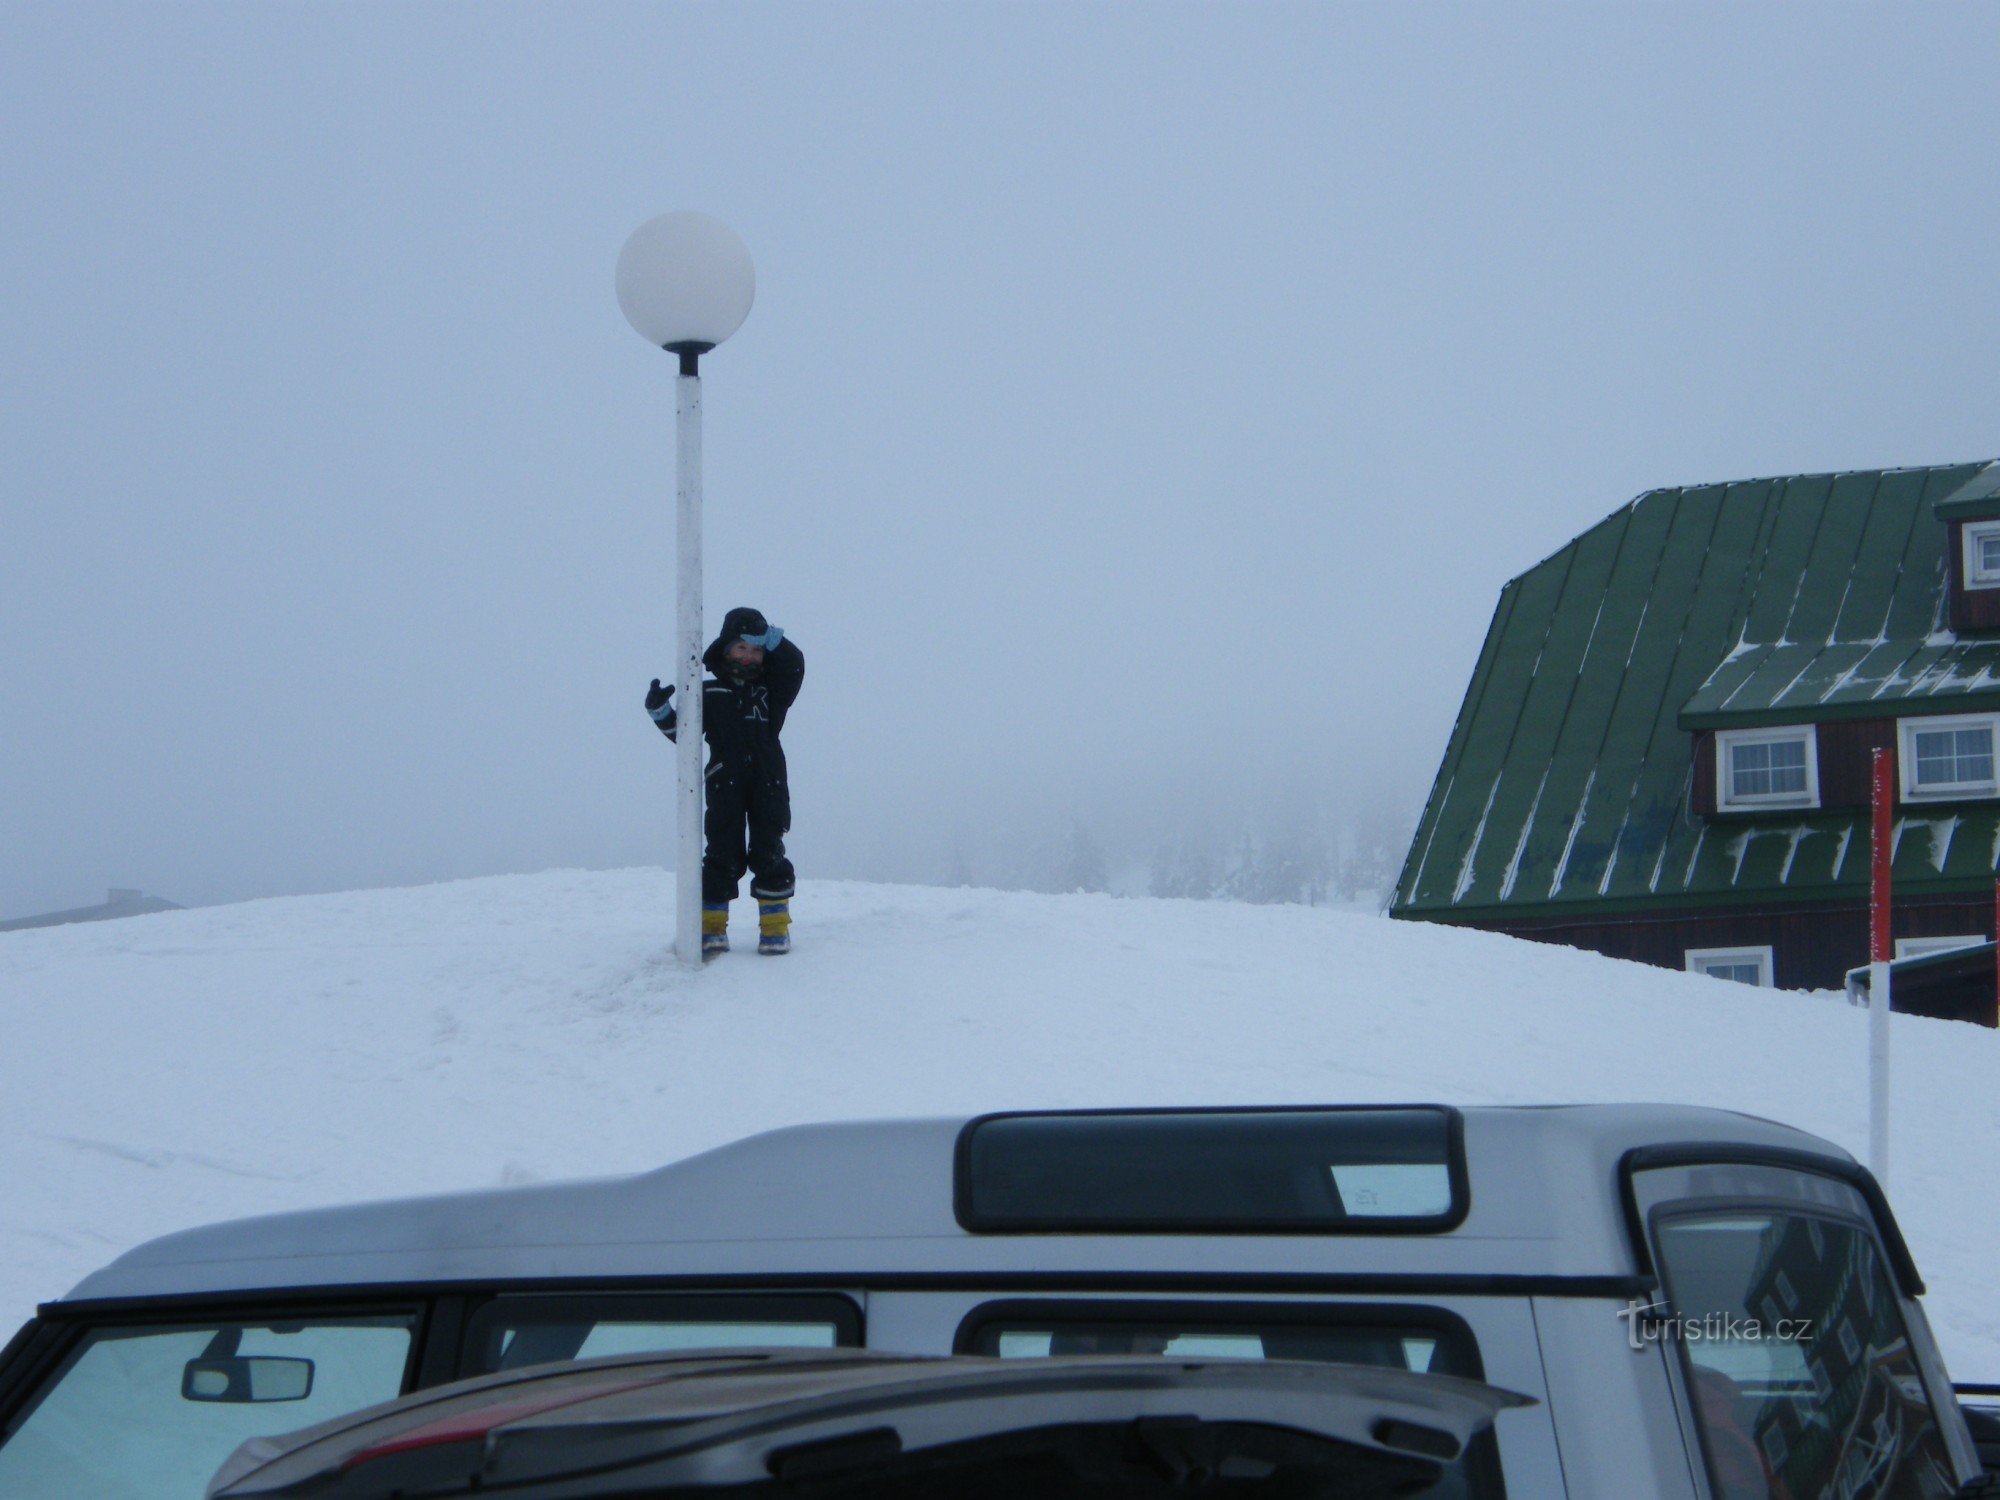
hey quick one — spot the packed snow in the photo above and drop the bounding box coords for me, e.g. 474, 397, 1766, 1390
3, 867, 1997, 1379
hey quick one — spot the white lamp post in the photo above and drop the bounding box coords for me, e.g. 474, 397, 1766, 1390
616, 211, 756, 968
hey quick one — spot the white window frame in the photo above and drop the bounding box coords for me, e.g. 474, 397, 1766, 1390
1963, 520, 2000, 591
1714, 725, 1819, 812
1897, 713, 2000, 801
1685, 946, 1775, 987
1893, 934, 1985, 960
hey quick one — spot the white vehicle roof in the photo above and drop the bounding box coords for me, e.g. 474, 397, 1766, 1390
61, 1104, 1847, 1305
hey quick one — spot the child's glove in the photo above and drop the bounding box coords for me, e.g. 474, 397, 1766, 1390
646, 680, 678, 740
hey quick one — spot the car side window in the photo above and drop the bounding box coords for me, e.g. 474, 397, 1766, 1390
0, 1315, 417, 1500
958, 1301, 1499, 1499
460, 1294, 861, 1376
1653, 1209, 1957, 1499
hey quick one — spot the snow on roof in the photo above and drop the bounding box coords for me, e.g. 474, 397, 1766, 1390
1682, 638, 2000, 727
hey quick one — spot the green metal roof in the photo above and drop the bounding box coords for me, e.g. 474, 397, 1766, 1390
1394, 460, 2000, 921
1680, 638, 2000, 728
1931, 461, 2000, 522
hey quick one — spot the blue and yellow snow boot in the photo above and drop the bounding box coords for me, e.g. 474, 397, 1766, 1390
757, 898, 791, 956
701, 903, 729, 960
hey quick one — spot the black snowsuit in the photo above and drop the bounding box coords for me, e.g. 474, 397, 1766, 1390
656, 608, 804, 905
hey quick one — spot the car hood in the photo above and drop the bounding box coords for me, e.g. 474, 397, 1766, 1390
209, 1346, 1533, 1499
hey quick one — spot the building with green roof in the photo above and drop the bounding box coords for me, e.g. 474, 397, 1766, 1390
1392, 457, 2000, 1006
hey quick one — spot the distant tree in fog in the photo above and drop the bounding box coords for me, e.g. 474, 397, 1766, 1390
1149, 832, 1224, 899
1144, 799, 1410, 908
932, 791, 1415, 907
1062, 822, 1110, 894
1227, 821, 1332, 906
1334, 800, 1412, 905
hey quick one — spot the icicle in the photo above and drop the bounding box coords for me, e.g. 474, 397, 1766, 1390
1681, 827, 1707, 889
1548, 771, 1595, 899
1727, 830, 1754, 886
1777, 825, 1811, 884
1598, 808, 1632, 897
1450, 776, 1502, 904
1498, 768, 1550, 902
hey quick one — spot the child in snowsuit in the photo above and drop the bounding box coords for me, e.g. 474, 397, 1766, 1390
646, 607, 804, 957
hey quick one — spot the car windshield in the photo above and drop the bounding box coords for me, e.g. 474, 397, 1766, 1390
0, 1314, 417, 1500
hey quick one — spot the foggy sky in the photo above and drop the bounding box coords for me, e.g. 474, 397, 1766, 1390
5, 2, 1999, 917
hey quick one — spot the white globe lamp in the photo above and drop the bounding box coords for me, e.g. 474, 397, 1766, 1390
617, 211, 756, 367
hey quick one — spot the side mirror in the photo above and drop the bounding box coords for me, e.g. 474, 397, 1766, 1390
182, 1356, 315, 1403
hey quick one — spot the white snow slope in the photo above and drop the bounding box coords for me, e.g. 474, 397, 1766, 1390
3, 868, 1996, 1377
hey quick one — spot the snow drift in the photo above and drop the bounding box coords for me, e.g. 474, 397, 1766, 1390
3, 869, 1996, 1376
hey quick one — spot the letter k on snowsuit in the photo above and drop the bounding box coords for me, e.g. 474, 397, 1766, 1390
651, 607, 804, 907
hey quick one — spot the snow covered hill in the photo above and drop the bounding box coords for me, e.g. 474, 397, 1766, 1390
4, 868, 1997, 1376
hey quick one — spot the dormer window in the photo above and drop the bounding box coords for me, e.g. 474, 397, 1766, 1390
1964, 521, 2000, 591
1715, 725, 1819, 811
1899, 713, 2000, 801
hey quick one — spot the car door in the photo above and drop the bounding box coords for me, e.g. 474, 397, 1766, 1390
1626, 1151, 1980, 1499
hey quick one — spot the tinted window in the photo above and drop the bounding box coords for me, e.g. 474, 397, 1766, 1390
960, 1108, 1461, 1230
967, 1312, 1476, 1378
1655, 1210, 1957, 1499
963, 1303, 1495, 1498
462, 1294, 859, 1375
0, 1315, 416, 1500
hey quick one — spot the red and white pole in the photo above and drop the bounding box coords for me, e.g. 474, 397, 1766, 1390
1868, 747, 1893, 1186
